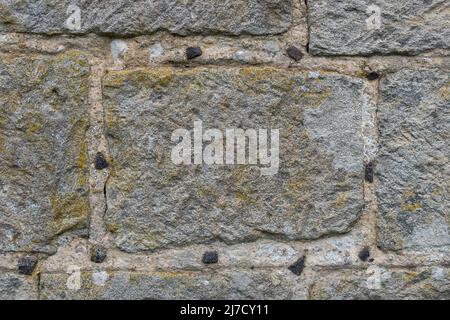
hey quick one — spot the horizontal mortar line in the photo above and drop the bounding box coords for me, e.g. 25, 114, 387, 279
1, 55, 449, 68
0, 30, 298, 40
38, 262, 450, 275
39, 265, 295, 274
0, 32, 449, 59
149, 63, 367, 74
311, 263, 450, 272
34, 264, 450, 275
3, 261, 449, 275
100, 63, 450, 75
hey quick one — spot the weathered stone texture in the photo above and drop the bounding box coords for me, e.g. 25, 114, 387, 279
311, 267, 450, 300
0, 273, 38, 299
0, 0, 293, 36
103, 67, 365, 252
309, 0, 450, 55
0, 0, 448, 301
0, 51, 90, 252
40, 269, 308, 300
377, 68, 450, 251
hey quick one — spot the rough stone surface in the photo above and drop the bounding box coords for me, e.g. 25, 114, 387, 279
377, 68, 450, 251
0, 0, 448, 301
39, 269, 308, 300
0, 0, 293, 36
0, 273, 38, 299
309, 0, 450, 55
103, 67, 365, 252
0, 51, 90, 253
310, 267, 450, 300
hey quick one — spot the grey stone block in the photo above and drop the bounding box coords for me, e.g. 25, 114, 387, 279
103, 67, 365, 252
40, 269, 308, 299
377, 68, 450, 251
0, 51, 91, 252
311, 267, 450, 299
0, 0, 293, 36
309, 0, 450, 55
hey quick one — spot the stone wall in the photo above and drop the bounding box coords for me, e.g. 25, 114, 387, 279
0, 0, 449, 300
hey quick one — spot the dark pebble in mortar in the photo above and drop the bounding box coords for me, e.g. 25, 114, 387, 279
18, 256, 38, 275
367, 71, 380, 81
288, 256, 305, 276
202, 251, 219, 264
94, 152, 108, 170
186, 47, 203, 60
91, 245, 108, 263
287, 46, 303, 61
365, 162, 374, 183
358, 247, 370, 262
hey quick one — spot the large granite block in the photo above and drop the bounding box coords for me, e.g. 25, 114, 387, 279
0, 51, 90, 252
309, 0, 450, 55
103, 67, 366, 252
0, 0, 293, 36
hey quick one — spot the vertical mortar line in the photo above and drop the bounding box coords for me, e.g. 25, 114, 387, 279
87, 56, 109, 247
361, 63, 381, 252
367, 68, 382, 251
36, 267, 40, 300
303, 0, 310, 52
36, 270, 41, 300
371, 71, 382, 252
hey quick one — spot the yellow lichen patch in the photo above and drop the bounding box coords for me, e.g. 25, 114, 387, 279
355, 69, 368, 78
157, 167, 182, 186
0, 109, 8, 151
402, 188, 416, 199
234, 191, 257, 205
129, 273, 140, 284
403, 271, 419, 282
431, 186, 444, 196
239, 67, 294, 93
25, 122, 44, 135
335, 192, 347, 209
195, 184, 228, 209
104, 68, 174, 88
139, 233, 160, 250
400, 188, 422, 212
0, 3, 16, 25
49, 192, 89, 235
106, 222, 120, 233
286, 175, 306, 193
241, 66, 283, 81
283, 175, 307, 206
67, 116, 90, 187
19, 110, 47, 140
230, 166, 255, 184
104, 102, 121, 132
156, 271, 193, 282
438, 82, 450, 99
166, 169, 180, 182
301, 89, 333, 109
55, 50, 90, 75
76, 137, 88, 170
401, 202, 421, 212
309, 289, 327, 300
